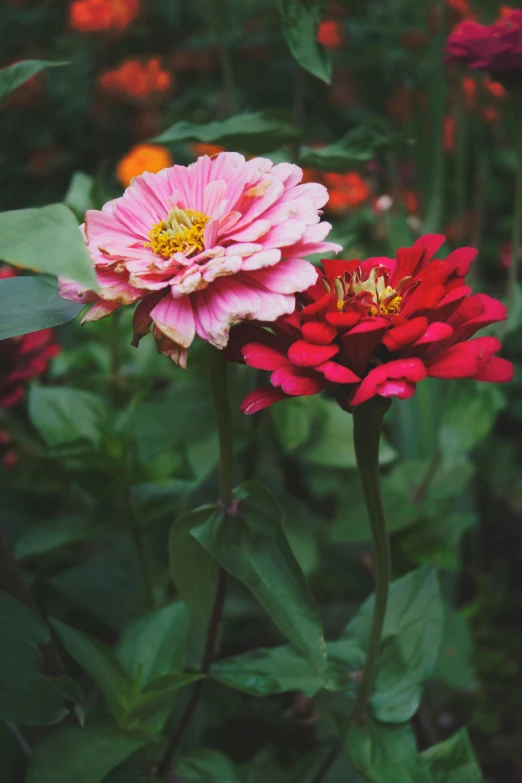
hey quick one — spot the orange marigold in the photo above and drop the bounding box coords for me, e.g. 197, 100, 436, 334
70, 0, 140, 33
190, 143, 226, 158
324, 171, 371, 213
116, 144, 173, 188
100, 58, 172, 100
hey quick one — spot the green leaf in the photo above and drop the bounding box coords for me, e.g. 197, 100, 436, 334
121, 673, 203, 729
116, 602, 189, 685
154, 111, 299, 154
169, 506, 220, 625
346, 720, 432, 783
432, 606, 477, 691
14, 514, 105, 559
300, 127, 391, 172
50, 619, 133, 723
277, 0, 332, 84
421, 728, 483, 783
0, 204, 97, 288
271, 396, 315, 454
191, 481, 328, 681
64, 172, 95, 220
401, 512, 476, 570
0, 276, 83, 340
440, 380, 505, 458
211, 643, 361, 697
177, 749, 245, 783
0, 60, 68, 102
0, 592, 80, 726
346, 567, 444, 723
29, 386, 106, 448
26, 726, 148, 783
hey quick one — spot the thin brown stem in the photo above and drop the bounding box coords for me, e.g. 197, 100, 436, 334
310, 743, 340, 783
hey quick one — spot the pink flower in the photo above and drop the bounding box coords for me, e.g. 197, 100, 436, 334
59, 153, 341, 367
445, 10, 522, 78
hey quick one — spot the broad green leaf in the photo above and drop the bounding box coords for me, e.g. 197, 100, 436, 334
0, 204, 97, 288
0, 723, 25, 781
64, 172, 95, 220
271, 396, 315, 454
401, 512, 476, 570
169, 506, 220, 625
211, 642, 361, 697
0, 60, 68, 102
29, 385, 106, 448
0, 276, 83, 340
50, 619, 133, 723
421, 728, 483, 783
300, 127, 391, 172
191, 481, 328, 681
154, 111, 299, 154
121, 673, 203, 729
0, 592, 81, 726
129, 482, 194, 528
26, 726, 148, 783
346, 567, 444, 723
346, 720, 432, 783
177, 749, 245, 783
277, 0, 332, 84
432, 606, 477, 691
15, 514, 104, 559
440, 380, 505, 458
116, 602, 189, 685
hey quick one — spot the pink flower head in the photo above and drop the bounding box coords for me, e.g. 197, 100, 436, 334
225, 235, 513, 413
445, 10, 522, 79
59, 153, 341, 367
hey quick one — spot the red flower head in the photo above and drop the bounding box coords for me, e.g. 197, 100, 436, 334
445, 9, 522, 80
226, 235, 513, 414
0, 267, 60, 407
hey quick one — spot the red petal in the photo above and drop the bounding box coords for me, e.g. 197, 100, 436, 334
425, 336, 501, 379
325, 311, 361, 328
287, 339, 339, 367
351, 358, 427, 406
241, 386, 289, 414
224, 323, 283, 363
301, 292, 334, 320
315, 361, 360, 384
444, 246, 477, 276
340, 318, 389, 376
382, 316, 428, 351
321, 258, 360, 281
301, 321, 338, 345
271, 365, 326, 396
392, 234, 446, 284
413, 321, 453, 346
473, 356, 513, 383
242, 343, 290, 371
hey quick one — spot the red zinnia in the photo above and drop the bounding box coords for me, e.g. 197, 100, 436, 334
445, 9, 522, 79
226, 234, 513, 413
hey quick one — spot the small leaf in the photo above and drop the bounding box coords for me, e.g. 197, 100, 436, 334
0, 204, 97, 288
0, 276, 83, 340
14, 514, 104, 559
432, 606, 477, 691
192, 481, 328, 681
50, 619, 133, 723
0, 592, 80, 726
300, 127, 392, 171
176, 749, 245, 783
64, 172, 95, 220
346, 719, 432, 783
0, 60, 68, 102
277, 0, 332, 84
121, 673, 203, 729
26, 726, 148, 783
154, 111, 300, 154
169, 506, 220, 626
440, 380, 505, 458
401, 512, 476, 570
116, 602, 189, 685
346, 566, 444, 723
29, 386, 106, 448
421, 728, 483, 783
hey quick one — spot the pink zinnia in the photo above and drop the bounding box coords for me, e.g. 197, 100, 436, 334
59, 152, 341, 366
445, 10, 522, 78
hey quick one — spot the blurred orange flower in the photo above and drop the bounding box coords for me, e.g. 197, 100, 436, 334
100, 58, 172, 100
70, 0, 140, 33
191, 143, 226, 158
324, 171, 371, 213
444, 115, 456, 154
116, 144, 173, 188
317, 20, 344, 49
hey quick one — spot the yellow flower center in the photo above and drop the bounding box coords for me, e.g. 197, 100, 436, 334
334, 267, 408, 316
145, 207, 210, 259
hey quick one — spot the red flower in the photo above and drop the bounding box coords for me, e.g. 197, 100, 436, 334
0, 268, 60, 407
226, 235, 513, 414
445, 10, 522, 79
317, 20, 344, 49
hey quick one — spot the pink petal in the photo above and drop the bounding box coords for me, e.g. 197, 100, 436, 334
248, 258, 318, 294
351, 358, 427, 406
241, 385, 289, 414
242, 343, 290, 371
315, 361, 360, 384
301, 321, 338, 345
287, 340, 339, 367
150, 293, 196, 349
271, 365, 326, 395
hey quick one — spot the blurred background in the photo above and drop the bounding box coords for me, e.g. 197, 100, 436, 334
1, 1, 521, 781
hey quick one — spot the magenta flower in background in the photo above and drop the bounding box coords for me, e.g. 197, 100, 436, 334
59, 153, 341, 367
445, 10, 522, 78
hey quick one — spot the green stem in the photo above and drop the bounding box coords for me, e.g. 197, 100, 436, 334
208, 0, 238, 116
455, 79, 468, 245
507, 95, 522, 319
352, 399, 392, 722
129, 527, 155, 612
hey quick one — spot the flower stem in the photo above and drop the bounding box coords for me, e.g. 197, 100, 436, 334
208, 0, 238, 116
507, 94, 522, 319
129, 526, 155, 612
156, 349, 232, 777
352, 398, 392, 723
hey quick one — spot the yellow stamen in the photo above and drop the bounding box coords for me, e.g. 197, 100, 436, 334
145, 207, 210, 259
335, 265, 403, 316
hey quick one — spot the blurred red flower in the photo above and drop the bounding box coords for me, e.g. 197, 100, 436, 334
317, 20, 344, 49
225, 235, 513, 413
70, 0, 140, 33
99, 58, 172, 101
323, 172, 371, 214
445, 9, 522, 78
0, 268, 60, 407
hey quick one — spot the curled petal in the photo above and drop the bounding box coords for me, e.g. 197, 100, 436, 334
271, 365, 326, 395
241, 385, 289, 414
287, 339, 339, 367
351, 358, 427, 406
242, 343, 290, 371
